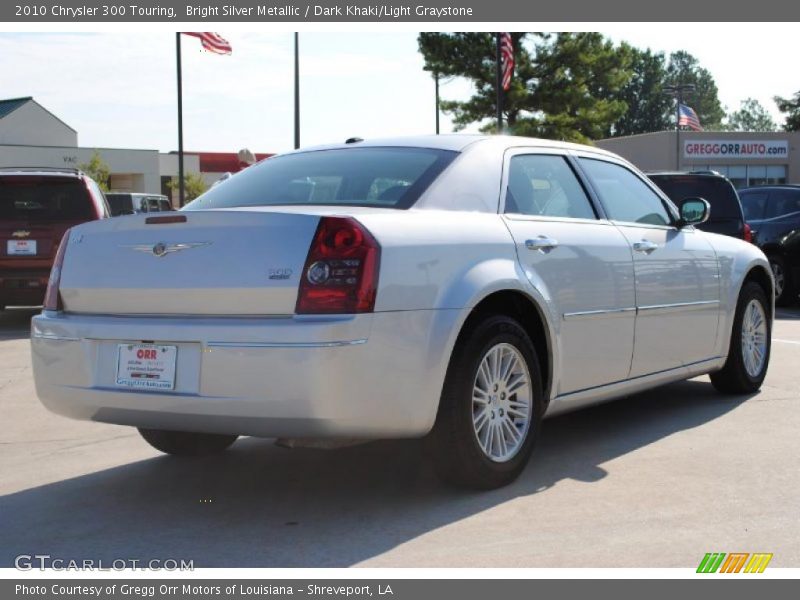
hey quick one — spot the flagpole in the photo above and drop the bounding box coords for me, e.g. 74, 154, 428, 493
676, 91, 681, 171
176, 32, 185, 207
434, 71, 440, 135
495, 33, 503, 133
294, 32, 300, 150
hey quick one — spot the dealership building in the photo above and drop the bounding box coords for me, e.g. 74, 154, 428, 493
596, 130, 798, 189
0, 96, 271, 203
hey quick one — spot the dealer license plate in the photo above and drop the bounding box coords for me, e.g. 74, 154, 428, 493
115, 344, 177, 390
7, 240, 37, 255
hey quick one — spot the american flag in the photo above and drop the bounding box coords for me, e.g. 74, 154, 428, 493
678, 104, 703, 131
182, 32, 232, 55
500, 33, 514, 91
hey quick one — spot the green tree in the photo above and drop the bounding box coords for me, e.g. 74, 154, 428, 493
774, 91, 800, 131
78, 150, 110, 192
607, 45, 671, 136
724, 98, 776, 132
418, 32, 632, 143
167, 172, 208, 204
665, 51, 725, 130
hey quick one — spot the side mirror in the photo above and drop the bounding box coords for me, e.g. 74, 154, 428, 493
678, 197, 710, 227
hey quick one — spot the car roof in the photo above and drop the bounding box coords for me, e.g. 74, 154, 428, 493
283, 134, 619, 157
0, 167, 83, 178
647, 171, 726, 178
740, 185, 800, 192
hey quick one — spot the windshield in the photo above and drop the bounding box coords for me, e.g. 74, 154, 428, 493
0, 176, 94, 221
184, 147, 458, 210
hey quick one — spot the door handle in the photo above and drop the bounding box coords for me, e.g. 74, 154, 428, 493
525, 236, 559, 253
633, 240, 659, 254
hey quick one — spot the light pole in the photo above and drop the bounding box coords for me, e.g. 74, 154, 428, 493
663, 83, 696, 170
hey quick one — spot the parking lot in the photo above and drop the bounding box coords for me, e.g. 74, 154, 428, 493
1, 306, 798, 569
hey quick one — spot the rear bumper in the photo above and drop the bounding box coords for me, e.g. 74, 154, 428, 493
31, 309, 463, 438
0, 269, 49, 306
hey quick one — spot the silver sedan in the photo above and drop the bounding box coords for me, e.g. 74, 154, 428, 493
31, 135, 773, 489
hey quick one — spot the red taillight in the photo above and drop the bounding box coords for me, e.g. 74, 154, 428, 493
295, 217, 380, 314
43, 229, 70, 311
743, 223, 754, 243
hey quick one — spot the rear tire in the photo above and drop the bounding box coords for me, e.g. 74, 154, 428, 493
428, 315, 544, 490
769, 256, 796, 306
710, 282, 771, 394
138, 428, 238, 456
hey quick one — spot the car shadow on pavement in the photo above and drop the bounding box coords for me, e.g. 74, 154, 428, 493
0, 307, 37, 341
0, 378, 754, 568
775, 306, 800, 320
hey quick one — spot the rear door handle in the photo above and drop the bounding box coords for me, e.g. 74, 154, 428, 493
525, 236, 559, 253
633, 240, 659, 254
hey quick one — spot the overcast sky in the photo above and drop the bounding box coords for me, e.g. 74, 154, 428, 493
1, 26, 797, 154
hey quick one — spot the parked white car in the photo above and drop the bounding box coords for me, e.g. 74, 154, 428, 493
31, 135, 773, 489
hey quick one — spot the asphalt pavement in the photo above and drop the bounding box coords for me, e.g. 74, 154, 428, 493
1, 305, 798, 568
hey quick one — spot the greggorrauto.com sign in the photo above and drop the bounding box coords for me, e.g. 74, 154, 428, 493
684, 140, 789, 159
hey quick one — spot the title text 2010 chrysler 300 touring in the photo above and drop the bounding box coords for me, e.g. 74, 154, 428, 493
31, 135, 773, 489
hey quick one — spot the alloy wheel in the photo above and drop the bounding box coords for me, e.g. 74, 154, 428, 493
741, 299, 768, 378
471, 343, 532, 463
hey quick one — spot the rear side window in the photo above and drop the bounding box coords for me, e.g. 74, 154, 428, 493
580, 159, 672, 226
505, 154, 596, 219
739, 190, 768, 221
184, 147, 457, 210
0, 176, 94, 221
106, 194, 133, 216
649, 175, 742, 220
766, 189, 800, 219
159, 199, 172, 211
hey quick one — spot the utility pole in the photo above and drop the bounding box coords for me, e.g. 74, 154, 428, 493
663, 83, 696, 170
175, 33, 185, 206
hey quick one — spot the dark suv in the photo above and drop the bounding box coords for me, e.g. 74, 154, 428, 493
647, 171, 751, 242
0, 167, 109, 310
739, 185, 800, 306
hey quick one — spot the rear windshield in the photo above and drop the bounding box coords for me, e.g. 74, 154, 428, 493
105, 194, 134, 216
649, 175, 742, 220
0, 176, 94, 221
184, 147, 458, 210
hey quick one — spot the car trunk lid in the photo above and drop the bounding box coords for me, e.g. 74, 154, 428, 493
59, 210, 322, 315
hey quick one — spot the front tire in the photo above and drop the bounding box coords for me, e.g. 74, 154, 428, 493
710, 282, 771, 394
428, 315, 544, 489
138, 428, 238, 456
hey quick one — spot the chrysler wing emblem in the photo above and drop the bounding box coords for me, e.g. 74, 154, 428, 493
123, 241, 211, 257
12, 230, 31, 238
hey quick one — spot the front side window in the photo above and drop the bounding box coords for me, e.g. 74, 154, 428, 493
184, 147, 457, 210
504, 154, 596, 219
580, 159, 672, 226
